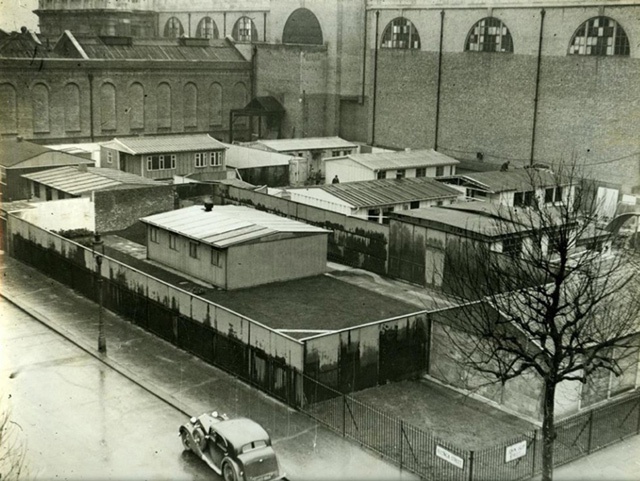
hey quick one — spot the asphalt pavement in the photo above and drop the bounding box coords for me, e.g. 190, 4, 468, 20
0, 254, 418, 481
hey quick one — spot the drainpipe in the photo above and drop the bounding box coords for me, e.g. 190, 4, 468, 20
223, 12, 227, 37
263, 12, 267, 41
88, 72, 95, 142
188, 13, 191, 37
434, 10, 445, 150
530, 9, 546, 166
360, 3, 368, 104
371, 10, 380, 145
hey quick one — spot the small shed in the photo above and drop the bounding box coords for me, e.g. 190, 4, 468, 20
141, 205, 329, 289
224, 143, 294, 187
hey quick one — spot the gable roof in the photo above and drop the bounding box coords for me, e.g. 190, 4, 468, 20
0, 29, 50, 58
141, 205, 328, 248
454, 169, 563, 193
224, 143, 292, 169
22, 166, 161, 196
251, 137, 357, 152
101, 134, 227, 155
307, 177, 460, 208
335, 149, 459, 171
0, 139, 53, 167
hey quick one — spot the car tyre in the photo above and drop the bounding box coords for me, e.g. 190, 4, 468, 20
222, 461, 238, 481
180, 430, 190, 451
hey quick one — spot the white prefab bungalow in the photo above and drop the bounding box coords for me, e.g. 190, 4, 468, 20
325, 149, 459, 184
141, 205, 329, 290
275, 177, 461, 224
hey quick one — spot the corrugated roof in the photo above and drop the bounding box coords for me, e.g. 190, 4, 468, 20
71, 36, 245, 62
340, 149, 459, 171
140, 205, 328, 248
22, 166, 161, 195
224, 143, 292, 169
101, 134, 227, 155
310, 177, 460, 208
0, 139, 52, 167
0, 30, 50, 58
252, 137, 357, 152
457, 169, 562, 193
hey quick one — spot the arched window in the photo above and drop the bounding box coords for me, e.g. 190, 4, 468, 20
100, 83, 117, 131
33, 83, 51, 133
465, 17, 513, 53
0, 83, 18, 134
209, 82, 223, 126
232, 17, 258, 43
128, 82, 144, 130
233, 82, 248, 126
157, 82, 172, 129
381, 17, 421, 49
283, 8, 323, 45
164, 17, 184, 38
183, 82, 198, 128
64, 83, 81, 132
569, 17, 630, 56
196, 17, 218, 39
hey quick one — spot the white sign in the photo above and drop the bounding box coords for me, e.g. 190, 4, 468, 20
436, 445, 464, 469
505, 440, 527, 463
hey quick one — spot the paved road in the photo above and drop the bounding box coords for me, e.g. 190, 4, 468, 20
0, 299, 216, 481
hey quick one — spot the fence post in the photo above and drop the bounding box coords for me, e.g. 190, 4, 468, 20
531, 429, 538, 477
342, 394, 346, 437
587, 409, 594, 454
468, 450, 474, 481
400, 420, 404, 470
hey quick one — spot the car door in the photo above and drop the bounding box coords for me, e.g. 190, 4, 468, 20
208, 430, 230, 469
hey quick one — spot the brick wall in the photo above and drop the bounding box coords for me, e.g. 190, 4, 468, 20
94, 184, 175, 233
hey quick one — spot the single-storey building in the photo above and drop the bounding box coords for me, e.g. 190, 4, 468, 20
242, 137, 359, 184
325, 149, 459, 184
275, 177, 461, 224
141, 205, 329, 289
0, 138, 94, 202
100, 134, 228, 181
224, 143, 294, 187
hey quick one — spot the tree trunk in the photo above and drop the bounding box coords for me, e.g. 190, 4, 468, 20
541, 380, 557, 481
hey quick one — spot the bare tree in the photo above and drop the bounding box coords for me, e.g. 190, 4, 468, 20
0, 399, 27, 481
441, 163, 640, 481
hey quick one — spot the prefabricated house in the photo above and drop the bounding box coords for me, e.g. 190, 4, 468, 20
325, 149, 459, 184
141, 205, 329, 289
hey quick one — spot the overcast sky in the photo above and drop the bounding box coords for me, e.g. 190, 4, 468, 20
0, 0, 39, 32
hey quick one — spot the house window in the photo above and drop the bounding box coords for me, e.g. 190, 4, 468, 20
376, 171, 386, 180
169, 234, 178, 251
545, 186, 563, 204
211, 248, 221, 267
195, 152, 207, 168
232, 16, 257, 42
410, 201, 420, 209
106, 151, 113, 164
435, 166, 445, 177
416, 168, 426, 178
189, 241, 198, 259
33, 182, 40, 198
45, 186, 52, 201
147, 155, 166, 171
396, 169, 406, 179
149, 227, 159, 243
209, 151, 221, 166
332, 150, 341, 157
569, 17, 630, 57
381, 17, 421, 49
465, 17, 514, 53
367, 209, 379, 222
514, 190, 534, 207
502, 237, 523, 256
169, 155, 176, 169
381, 207, 393, 225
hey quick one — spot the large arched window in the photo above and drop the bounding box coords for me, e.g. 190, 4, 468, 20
128, 82, 145, 130
232, 17, 258, 43
100, 82, 117, 131
465, 17, 513, 53
33, 83, 51, 133
164, 17, 184, 38
381, 17, 421, 49
0, 83, 18, 134
569, 17, 630, 56
283, 8, 323, 45
196, 17, 218, 39
64, 83, 81, 132
209, 82, 223, 126
157, 82, 172, 129
183, 82, 198, 128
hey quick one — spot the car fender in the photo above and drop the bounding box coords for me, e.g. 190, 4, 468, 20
222, 456, 242, 479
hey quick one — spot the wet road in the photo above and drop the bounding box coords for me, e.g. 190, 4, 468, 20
0, 299, 217, 481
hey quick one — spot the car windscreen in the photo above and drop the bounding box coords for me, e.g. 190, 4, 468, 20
240, 440, 267, 454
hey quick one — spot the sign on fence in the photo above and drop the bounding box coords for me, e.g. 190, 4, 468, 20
436, 445, 464, 469
505, 440, 527, 463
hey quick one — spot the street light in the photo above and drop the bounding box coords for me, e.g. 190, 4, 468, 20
93, 233, 106, 354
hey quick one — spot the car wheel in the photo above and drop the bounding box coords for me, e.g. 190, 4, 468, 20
192, 427, 206, 451
222, 461, 237, 481
180, 430, 190, 451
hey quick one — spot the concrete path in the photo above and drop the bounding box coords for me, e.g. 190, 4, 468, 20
0, 255, 417, 481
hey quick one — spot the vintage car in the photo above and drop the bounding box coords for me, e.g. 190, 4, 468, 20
179, 411, 285, 481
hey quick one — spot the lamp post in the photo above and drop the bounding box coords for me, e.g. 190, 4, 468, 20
93, 233, 106, 354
